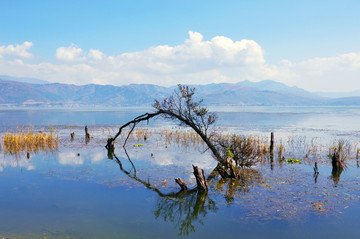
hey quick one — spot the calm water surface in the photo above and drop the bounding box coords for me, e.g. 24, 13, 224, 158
0, 107, 360, 238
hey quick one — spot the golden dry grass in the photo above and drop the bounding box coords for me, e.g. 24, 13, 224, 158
2, 127, 58, 155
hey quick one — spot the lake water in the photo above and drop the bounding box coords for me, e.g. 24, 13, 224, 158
0, 107, 360, 238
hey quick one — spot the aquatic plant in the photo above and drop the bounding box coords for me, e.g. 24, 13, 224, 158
329, 139, 351, 164
280, 158, 302, 164
277, 143, 284, 160
216, 134, 264, 168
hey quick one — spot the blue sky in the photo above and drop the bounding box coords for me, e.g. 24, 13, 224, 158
0, 0, 360, 92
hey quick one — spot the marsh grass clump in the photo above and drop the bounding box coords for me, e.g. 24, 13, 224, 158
216, 134, 265, 168
328, 139, 351, 164
2, 127, 58, 155
277, 143, 285, 160
123, 128, 206, 148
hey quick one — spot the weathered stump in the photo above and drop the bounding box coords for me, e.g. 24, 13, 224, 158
85, 126, 90, 142
313, 162, 319, 175
175, 177, 188, 191
193, 165, 208, 191
106, 138, 115, 159
216, 159, 241, 179
332, 150, 343, 173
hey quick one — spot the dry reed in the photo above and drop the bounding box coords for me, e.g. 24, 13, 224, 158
2, 127, 58, 155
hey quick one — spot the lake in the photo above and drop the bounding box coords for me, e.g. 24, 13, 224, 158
0, 106, 360, 238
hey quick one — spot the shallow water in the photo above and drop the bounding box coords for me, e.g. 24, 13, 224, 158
1, 107, 360, 238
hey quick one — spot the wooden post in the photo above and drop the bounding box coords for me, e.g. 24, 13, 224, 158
270, 132, 274, 170
270, 132, 274, 157
192, 165, 208, 191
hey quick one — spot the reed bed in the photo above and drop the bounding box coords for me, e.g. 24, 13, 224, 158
2, 127, 58, 155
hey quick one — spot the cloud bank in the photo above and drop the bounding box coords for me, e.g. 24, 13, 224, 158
0, 41, 33, 59
0, 31, 359, 92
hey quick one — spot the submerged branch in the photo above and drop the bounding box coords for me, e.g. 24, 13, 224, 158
109, 150, 198, 197
105, 112, 162, 150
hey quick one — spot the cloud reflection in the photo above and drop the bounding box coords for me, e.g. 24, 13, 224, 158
0, 154, 36, 171
58, 152, 84, 165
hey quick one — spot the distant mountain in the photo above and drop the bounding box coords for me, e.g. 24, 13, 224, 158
0, 79, 171, 107
314, 90, 360, 98
0, 75, 49, 84
0, 77, 359, 107
325, 97, 360, 106
238, 80, 318, 98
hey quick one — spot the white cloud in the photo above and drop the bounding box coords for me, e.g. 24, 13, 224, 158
0, 31, 274, 86
56, 44, 85, 62
0, 41, 33, 58
1, 32, 360, 91
281, 52, 360, 92
88, 49, 104, 60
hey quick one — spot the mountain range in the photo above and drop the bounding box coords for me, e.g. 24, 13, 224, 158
0, 76, 359, 107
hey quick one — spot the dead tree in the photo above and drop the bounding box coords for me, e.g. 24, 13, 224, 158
106, 85, 221, 161
106, 85, 259, 179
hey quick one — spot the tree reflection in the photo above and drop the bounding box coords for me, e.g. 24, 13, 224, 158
331, 169, 343, 187
154, 190, 217, 236
108, 149, 219, 235
108, 149, 262, 235
214, 168, 261, 205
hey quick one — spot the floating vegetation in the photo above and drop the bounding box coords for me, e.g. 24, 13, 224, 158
280, 158, 302, 164
1, 127, 58, 155
133, 144, 143, 147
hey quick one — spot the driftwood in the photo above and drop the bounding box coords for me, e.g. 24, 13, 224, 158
175, 178, 188, 191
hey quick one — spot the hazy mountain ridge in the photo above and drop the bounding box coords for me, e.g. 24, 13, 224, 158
0, 77, 359, 107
